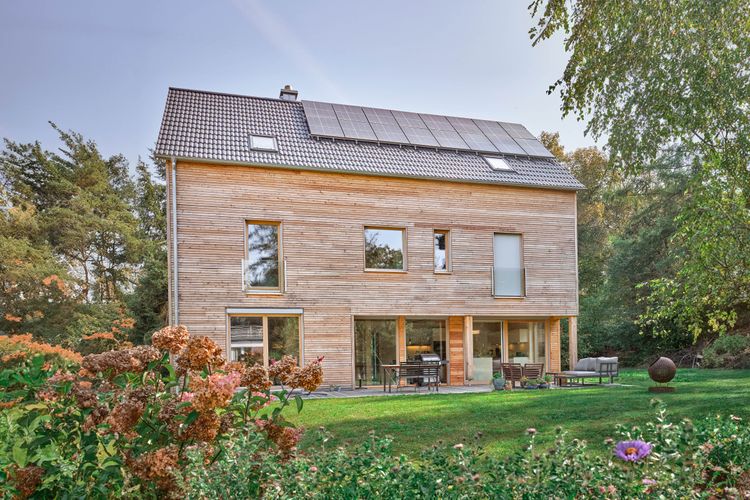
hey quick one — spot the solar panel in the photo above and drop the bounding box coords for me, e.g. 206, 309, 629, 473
514, 138, 554, 157
474, 120, 527, 155
301, 100, 553, 157
431, 129, 469, 149
400, 126, 440, 147
302, 101, 344, 137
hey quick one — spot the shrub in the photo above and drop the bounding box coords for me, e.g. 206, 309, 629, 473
0, 326, 323, 498
185, 402, 750, 499
703, 335, 750, 368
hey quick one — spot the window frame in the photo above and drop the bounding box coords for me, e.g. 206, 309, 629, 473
244, 220, 284, 294
433, 229, 452, 274
227, 313, 303, 366
363, 225, 408, 273
492, 232, 526, 298
483, 156, 515, 171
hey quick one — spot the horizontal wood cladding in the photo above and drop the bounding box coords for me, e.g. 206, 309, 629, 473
172, 161, 578, 385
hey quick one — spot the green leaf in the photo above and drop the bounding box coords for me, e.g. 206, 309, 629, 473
295, 394, 304, 413
12, 444, 28, 467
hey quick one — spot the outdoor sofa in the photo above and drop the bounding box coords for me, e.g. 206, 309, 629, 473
558, 357, 619, 385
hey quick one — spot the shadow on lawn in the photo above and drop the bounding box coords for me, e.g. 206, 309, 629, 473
292, 369, 750, 457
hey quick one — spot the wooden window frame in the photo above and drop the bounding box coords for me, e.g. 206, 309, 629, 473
227, 313, 303, 366
363, 225, 408, 273
244, 220, 284, 294
492, 232, 526, 298
433, 229, 452, 274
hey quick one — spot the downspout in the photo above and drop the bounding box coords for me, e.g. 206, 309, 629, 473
170, 156, 179, 325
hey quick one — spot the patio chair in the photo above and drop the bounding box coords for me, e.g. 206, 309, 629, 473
501, 363, 523, 389
523, 363, 544, 381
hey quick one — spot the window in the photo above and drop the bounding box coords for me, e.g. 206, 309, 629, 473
493, 233, 524, 296
433, 230, 450, 272
245, 222, 281, 291
230, 315, 300, 365
364, 227, 406, 271
471, 320, 503, 381
249, 135, 278, 151
354, 319, 397, 385
484, 156, 514, 171
507, 321, 546, 368
405, 319, 447, 382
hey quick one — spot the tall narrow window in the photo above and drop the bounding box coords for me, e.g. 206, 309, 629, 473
433, 230, 450, 272
364, 227, 406, 271
354, 318, 397, 385
245, 222, 281, 290
493, 233, 524, 296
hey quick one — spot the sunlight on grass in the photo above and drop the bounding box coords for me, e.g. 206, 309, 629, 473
289, 369, 750, 457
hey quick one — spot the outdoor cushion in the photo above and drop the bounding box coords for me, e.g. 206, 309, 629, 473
574, 357, 596, 371
595, 357, 618, 373
562, 370, 600, 377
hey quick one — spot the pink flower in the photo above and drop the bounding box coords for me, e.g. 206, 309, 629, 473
180, 392, 195, 402
526, 428, 537, 435
453, 443, 464, 450
310, 466, 318, 473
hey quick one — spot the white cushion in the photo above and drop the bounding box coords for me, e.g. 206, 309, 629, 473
574, 358, 596, 371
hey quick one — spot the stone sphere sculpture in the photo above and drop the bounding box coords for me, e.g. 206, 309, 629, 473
648, 356, 677, 384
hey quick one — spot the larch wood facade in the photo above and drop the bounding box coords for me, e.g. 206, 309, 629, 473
166, 159, 578, 387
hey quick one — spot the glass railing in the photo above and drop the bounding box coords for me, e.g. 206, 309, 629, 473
492, 267, 526, 297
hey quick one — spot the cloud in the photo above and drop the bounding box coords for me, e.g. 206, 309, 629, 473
230, 0, 348, 102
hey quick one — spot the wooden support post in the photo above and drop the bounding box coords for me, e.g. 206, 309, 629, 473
568, 316, 578, 369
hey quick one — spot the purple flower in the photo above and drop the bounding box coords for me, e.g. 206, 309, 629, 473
614, 440, 652, 462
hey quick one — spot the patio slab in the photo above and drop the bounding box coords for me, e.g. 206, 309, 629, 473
300, 384, 493, 399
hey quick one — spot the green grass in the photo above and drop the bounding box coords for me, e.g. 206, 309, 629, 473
289, 369, 750, 457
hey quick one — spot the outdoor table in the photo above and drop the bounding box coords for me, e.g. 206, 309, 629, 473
381, 364, 400, 392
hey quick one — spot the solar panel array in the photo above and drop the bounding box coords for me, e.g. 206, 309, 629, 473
301, 100, 553, 158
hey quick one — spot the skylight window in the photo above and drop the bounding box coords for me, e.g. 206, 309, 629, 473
249, 135, 278, 152
484, 156, 514, 171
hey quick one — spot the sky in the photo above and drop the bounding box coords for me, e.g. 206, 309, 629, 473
0, 0, 598, 170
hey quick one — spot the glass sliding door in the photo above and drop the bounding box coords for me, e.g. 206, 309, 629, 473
230, 316, 264, 364
507, 321, 546, 368
354, 319, 397, 385
405, 319, 447, 382
472, 320, 503, 381
268, 317, 300, 362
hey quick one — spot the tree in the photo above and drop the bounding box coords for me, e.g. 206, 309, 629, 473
529, 0, 750, 185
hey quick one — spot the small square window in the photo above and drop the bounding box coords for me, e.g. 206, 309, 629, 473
484, 156, 514, 171
249, 135, 278, 151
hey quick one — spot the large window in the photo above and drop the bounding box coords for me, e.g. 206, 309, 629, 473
434, 230, 450, 273
406, 319, 447, 382
472, 320, 503, 381
229, 315, 300, 365
507, 321, 546, 368
364, 227, 406, 271
245, 222, 281, 290
354, 319, 398, 385
493, 233, 524, 296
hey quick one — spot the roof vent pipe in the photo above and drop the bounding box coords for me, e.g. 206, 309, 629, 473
279, 84, 299, 101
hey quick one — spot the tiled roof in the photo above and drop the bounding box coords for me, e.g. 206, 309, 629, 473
155, 88, 584, 191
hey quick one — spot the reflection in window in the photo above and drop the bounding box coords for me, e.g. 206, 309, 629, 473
268, 316, 299, 362
354, 319, 397, 385
507, 321, 546, 368
229, 315, 300, 367
364, 227, 405, 270
472, 320, 503, 381
406, 319, 447, 382
434, 230, 449, 272
246, 222, 280, 289
230, 316, 263, 364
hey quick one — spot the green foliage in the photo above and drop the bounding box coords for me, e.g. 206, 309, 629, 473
639, 161, 750, 340
529, 0, 750, 186
0, 125, 168, 346
186, 404, 750, 498
703, 335, 750, 369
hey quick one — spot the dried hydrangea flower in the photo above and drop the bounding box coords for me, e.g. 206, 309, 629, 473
9, 464, 44, 499
241, 363, 272, 393
268, 355, 298, 384
189, 372, 241, 413
286, 357, 324, 393
176, 336, 224, 374
82, 346, 161, 378
151, 325, 189, 354
126, 446, 180, 494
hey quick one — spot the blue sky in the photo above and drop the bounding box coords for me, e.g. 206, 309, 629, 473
0, 0, 597, 169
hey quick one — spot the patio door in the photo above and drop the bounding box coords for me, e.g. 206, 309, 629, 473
507, 321, 546, 369
354, 319, 397, 385
472, 320, 503, 381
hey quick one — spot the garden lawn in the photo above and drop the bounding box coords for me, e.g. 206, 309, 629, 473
289, 369, 750, 457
